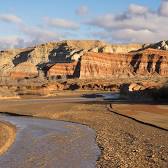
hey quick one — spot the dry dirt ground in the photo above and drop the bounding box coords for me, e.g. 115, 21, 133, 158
112, 103, 168, 130
0, 96, 167, 168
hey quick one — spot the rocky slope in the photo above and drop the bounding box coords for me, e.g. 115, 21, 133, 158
0, 87, 19, 99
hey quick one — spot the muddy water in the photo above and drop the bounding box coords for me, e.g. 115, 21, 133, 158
0, 115, 100, 168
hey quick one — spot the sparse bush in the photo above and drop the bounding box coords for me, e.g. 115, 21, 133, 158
151, 86, 168, 100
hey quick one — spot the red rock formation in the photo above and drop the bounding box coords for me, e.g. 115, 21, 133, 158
10, 72, 37, 79
47, 61, 78, 78
45, 49, 168, 79
79, 49, 168, 79
79, 52, 133, 79
131, 49, 168, 76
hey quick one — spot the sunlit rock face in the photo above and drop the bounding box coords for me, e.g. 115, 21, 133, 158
131, 49, 168, 77
79, 49, 168, 79
47, 61, 79, 79
79, 52, 134, 79
10, 62, 38, 79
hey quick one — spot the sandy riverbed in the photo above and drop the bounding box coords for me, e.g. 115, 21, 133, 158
0, 121, 16, 156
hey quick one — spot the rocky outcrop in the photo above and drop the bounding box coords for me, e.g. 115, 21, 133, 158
144, 40, 168, 50
0, 50, 19, 77
10, 62, 38, 79
47, 61, 78, 79
99, 44, 142, 54
120, 81, 168, 101
0, 87, 19, 99
131, 49, 168, 76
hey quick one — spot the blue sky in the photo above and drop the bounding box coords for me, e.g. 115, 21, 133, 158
0, 0, 167, 49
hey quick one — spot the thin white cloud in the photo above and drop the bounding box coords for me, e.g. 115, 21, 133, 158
128, 4, 149, 15
112, 29, 156, 43
44, 17, 79, 30
0, 14, 67, 50
0, 36, 26, 50
20, 24, 63, 41
0, 24, 65, 50
159, 0, 168, 16
0, 14, 22, 24
76, 5, 89, 16
86, 1, 168, 43
0, 13, 78, 50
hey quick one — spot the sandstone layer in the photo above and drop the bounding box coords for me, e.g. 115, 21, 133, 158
79, 52, 133, 79
79, 49, 168, 79
47, 61, 79, 79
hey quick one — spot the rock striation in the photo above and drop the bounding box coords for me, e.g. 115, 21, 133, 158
78, 48, 168, 79
47, 61, 78, 79
79, 52, 133, 79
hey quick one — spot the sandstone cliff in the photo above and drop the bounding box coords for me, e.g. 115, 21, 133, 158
79, 52, 133, 79
0, 40, 167, 81
131, 49, 168, 76
78, 49, 168, 79
47, 61, 78, 79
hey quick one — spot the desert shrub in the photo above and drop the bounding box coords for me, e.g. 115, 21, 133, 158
151, 86, 168, 100
69, 83, 80, 90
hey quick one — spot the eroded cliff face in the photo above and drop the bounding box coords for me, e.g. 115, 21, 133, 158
47, 61, 78, 79
79, 52, 133, 79
131, 49, 168, 77
0, 49, 20, 77
79, 49, 168, 79
10, 62, 38, 79
0, 40, 167, 81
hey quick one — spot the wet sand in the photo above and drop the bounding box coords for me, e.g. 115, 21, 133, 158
0, 115, 100, 168
0, 95, 168, 167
